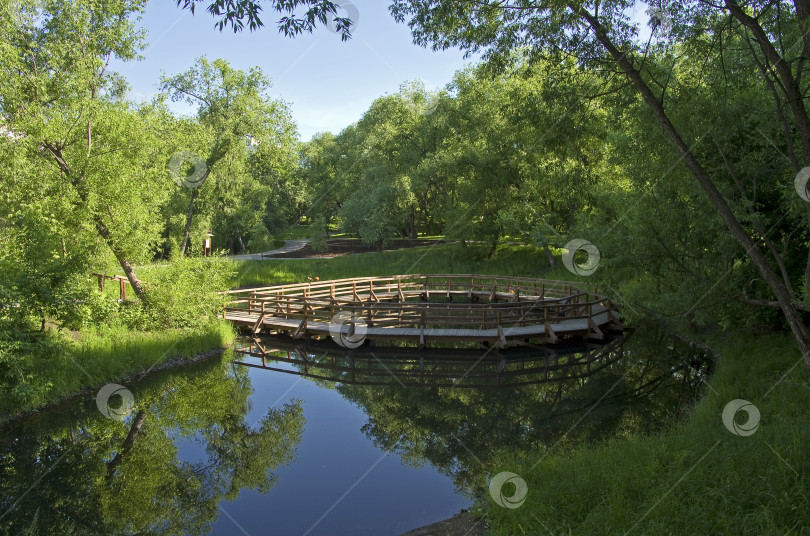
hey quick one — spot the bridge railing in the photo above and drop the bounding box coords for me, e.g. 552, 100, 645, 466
223, 275, 612, 332
225, 274, 594, 301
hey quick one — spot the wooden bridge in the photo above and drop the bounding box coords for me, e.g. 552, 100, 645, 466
222, 274, 623, 348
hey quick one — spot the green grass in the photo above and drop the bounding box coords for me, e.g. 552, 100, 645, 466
278, 224, 314, 240
234, 242, 579, 288
1, 320, 236, 420
481, 332, 810, 535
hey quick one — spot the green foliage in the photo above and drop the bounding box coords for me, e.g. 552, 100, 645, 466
234, 243, 563, 288
176, 0, 354, 37
309, 216, 328, 252
160, 56, 300, 257
246, 220, 277, 253
132, 256, 236, 330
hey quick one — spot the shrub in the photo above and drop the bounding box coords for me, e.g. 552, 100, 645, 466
309, 217, 328, 253
133, 256, 236, 330
246, 221, 277, 253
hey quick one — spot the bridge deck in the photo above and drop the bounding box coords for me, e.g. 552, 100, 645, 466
222, 274, 622, 348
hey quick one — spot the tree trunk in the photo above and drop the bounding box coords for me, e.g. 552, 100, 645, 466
543, 244, 556, 268
106, 409, 146, 480
43, 142, 147, 301
407, 207, 418, 239
237, 232, 246, 253
178, 188, 200, 258
578, 7, 810, 366
94, 214, 147, 301
488, 238, 498, 258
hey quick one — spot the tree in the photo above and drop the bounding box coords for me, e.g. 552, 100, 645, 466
160, 57, 297, 257
386, 0, 810, 365
175, 0, 355, 36
1, 0, 169, 301
189, 0, 810, 364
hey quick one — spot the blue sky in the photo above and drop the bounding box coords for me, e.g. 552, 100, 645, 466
111, 1, 479, 141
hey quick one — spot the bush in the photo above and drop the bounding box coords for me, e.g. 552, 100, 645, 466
309, 217, 328, 253
132, 256, 236, 330
246, 220, 277, 253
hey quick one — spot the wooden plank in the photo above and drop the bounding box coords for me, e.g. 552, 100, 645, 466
251, 313, 266, 335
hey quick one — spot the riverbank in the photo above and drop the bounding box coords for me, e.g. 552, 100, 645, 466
399, 511, 488, 535
479, 330, 809, 535
0, 320, 236, 423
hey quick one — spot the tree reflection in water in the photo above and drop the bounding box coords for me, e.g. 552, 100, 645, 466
0, 354, 304, 535
235, 322, 712, 495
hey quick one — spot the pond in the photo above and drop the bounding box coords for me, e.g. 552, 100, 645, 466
0, 322, 712, 535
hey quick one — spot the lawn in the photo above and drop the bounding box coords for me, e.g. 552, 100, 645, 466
234, 242, 576, 288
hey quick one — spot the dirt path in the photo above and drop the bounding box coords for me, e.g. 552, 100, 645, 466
228, 239, 311, 261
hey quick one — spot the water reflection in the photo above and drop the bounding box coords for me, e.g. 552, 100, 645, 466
236, 324, 712, 494
0, 355, 304, 535
234, 334, 631, 389
0, 323, 712, 535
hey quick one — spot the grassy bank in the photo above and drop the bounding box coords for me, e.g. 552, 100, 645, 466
235, 242, 574, 287
481, 332, 810, 535
1, 320, 236, 421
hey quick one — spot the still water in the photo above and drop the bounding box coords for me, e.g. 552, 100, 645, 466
0, 323, 711, 535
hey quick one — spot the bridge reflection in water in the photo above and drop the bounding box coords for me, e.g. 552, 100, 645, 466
233, 331, 633, 389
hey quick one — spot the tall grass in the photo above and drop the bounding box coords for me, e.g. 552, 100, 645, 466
1, 321, 236, 420
481, 332, 810, 535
